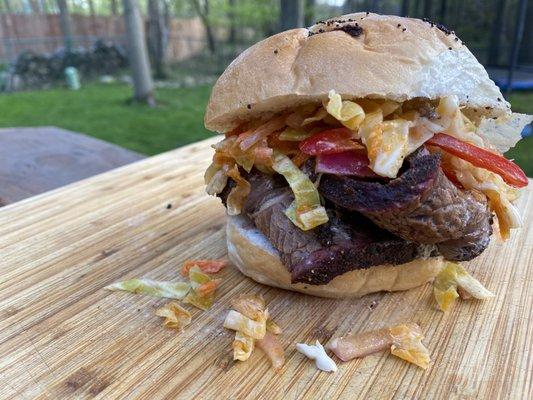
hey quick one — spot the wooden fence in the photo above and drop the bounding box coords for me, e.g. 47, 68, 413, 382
0, 13, 206, 63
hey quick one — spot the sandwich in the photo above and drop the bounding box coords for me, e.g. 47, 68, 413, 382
203, 13, 532, 298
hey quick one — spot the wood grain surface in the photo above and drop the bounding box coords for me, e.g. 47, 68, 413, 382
0, 127, 143, 206
0, 137, 531, 400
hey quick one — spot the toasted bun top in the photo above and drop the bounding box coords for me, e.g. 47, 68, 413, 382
205, 13, 508, 132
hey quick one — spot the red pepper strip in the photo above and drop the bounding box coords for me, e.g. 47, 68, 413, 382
299, 128, 362, 155
316, 150, 380, 178
426, 133, 528, 188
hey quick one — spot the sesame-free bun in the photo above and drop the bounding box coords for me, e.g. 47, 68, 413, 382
227, 215, 445, 298
205, 13, 508, 132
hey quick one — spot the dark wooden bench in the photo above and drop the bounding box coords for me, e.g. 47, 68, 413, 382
0, 127, 145, 206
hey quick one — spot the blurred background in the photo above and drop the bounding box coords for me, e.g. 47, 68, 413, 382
0, 0, 531, 174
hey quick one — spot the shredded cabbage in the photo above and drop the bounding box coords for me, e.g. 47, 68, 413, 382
181, 259, 226, 276
389, 323, 431, 369
224, 310, 267, 340
302, 107, 328, 125
233, 331, 255, 361
434, 263, 494, 311
478, 113, 533, 152
183, 266, 220, 310
231, 294, 267, 321
448, 155, 522, 239
155, 301, 192, 330
266, 319, 282, 335
271, 151, 328, 230
205, 166, 228, 196
278, 128, 313, 141
225, 164, 251, 216
105, 279, 190, 299
360, 118, 414, 178
325, 90, 365, 130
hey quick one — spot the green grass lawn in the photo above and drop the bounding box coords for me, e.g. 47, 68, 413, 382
0, 83, 531, 175
0, 83, 212, 155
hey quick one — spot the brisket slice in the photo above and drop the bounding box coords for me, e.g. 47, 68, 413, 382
318, 148, 493, 261
220, 170, 433, 285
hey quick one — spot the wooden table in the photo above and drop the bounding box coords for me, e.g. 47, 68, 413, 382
0, 127, 143, 206
0, 137, 531, 399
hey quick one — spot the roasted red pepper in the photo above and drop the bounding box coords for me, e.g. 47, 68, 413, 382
426, 133, 528, 188
299, 128, 361, 155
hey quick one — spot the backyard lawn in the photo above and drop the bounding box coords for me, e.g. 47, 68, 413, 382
0, 83, 532, 175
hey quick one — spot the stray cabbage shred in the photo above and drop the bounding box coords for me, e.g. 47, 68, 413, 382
271, 151, 328, 230
105, 279, 190, 299
155, 301, 192, 330
183, 266, 221, 310
224, 294, 284, 369
433, 262, 494, 311
327, 323, 430, 369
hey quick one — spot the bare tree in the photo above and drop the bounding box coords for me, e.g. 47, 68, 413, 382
280, 0, 303, 31
148, 0, 168, 79
439, 0, 447, 22
304, 0, 315, 26
189, 0, 216, 54
342, 0, 357, 14
3, 0, 13, 13
123, 0, 156, 106
487, 0, 507, 66
401, 0, 409, 16
88, 0, 97, 33
28, 0, 42, 13
57, 0, 73, 52
422, 0, 431, 18
228, 0, 236, 44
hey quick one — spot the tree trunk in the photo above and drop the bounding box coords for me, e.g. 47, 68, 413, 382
29, 0, 41, 13
304, 0, 315, 26
123, 0, 156, 106
111, 0, 118, 15
342, 0, 357, 14
88, 0, 97, 34
4, 0, 12, 13
189, 0, 216, 54
280, 0, 303, 31
401, 0, 409, 16
423, 0, 431, 18
147, 0, 168, 79
57, 0, 73, 52
487, 0, 507, 66
110, 0, 121, 36
228, 0, 236, 44
439, 0, 447, 22
518, 0, 532, 64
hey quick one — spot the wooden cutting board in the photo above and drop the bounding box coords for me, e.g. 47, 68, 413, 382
0, 137, 531, 400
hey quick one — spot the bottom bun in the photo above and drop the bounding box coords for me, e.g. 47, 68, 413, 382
227, 215, 445, 298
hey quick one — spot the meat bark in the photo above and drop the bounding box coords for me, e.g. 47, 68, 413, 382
318, 148, 493, 261
221, 170, 433, 285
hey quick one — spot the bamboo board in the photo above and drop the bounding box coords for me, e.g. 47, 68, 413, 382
0, 137, 531, 400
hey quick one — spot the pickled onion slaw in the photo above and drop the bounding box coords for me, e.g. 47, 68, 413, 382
433, 262, 494, 312
224, 294, 284, 369
155, 301, 192, 330
205, 90, 529, 237
327, 323, 430, 369
105, 279, 190, 299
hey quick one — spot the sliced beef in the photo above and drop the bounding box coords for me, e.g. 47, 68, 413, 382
318, 148, 493, 261
230, 170, 433, 285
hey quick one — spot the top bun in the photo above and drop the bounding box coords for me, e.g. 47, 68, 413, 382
205, 13, 509, 132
